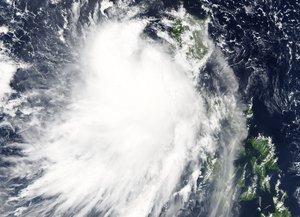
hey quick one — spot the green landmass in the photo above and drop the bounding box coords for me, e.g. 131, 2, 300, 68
170, 15, 209, 59
187, 31, 208, 59
237, 135, 291, 217
246, 107, 253, 118
171, 19, 185, 46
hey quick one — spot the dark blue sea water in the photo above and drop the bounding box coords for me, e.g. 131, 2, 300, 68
201, 1, 300, 216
